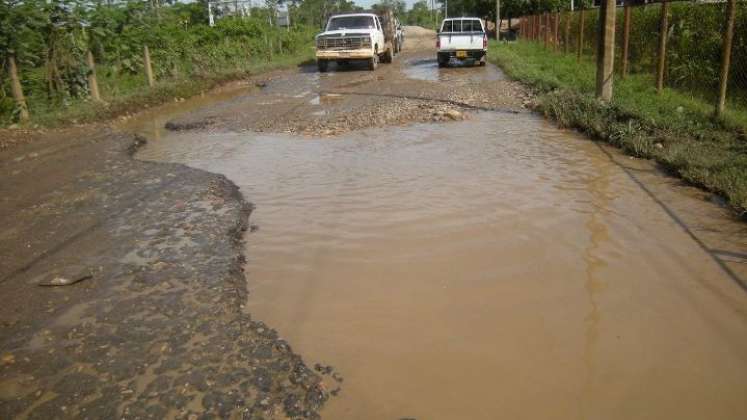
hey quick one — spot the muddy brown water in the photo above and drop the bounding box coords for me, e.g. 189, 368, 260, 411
404, 58, 504, 82
129, 64, 747, 419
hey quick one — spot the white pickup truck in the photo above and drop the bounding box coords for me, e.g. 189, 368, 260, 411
315, 13, 396, 72
436, 17, 488, 67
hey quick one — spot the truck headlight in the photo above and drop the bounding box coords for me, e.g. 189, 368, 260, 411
361, 36, 371, 47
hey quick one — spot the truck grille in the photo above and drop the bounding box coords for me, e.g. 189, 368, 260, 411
317, 36, 370, 50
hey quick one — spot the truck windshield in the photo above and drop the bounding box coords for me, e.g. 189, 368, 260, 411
327, 16, 375, 30
442, 19, 483, 33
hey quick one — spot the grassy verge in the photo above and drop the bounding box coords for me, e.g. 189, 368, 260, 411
10, 49, 315, 129
489, 40, 747, 214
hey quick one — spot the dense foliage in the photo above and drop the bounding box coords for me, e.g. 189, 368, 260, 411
435, 0, 591, 23
0, 1, 318, 124
561, 1, 747, 102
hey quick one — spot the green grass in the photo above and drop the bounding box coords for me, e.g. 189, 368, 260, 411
489, 40, 747, 214
7, 49, 315, 128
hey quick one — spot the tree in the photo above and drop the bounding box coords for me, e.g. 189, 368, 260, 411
372, 0, 406, 16
291, 0, 360, 28
406, 0, 433, 26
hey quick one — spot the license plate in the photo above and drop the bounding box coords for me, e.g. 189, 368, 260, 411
456, 50, 467, 58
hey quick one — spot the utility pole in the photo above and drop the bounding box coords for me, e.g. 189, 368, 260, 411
496, 0, 500, 40
595, 0, 616, 101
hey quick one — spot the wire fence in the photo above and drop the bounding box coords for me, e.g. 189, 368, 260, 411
518, 0, 747, 115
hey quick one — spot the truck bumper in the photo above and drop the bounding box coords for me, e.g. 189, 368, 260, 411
316, 49, 374, 60
438, 50, 487, 61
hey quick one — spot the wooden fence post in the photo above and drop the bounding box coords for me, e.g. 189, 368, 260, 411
537, 14, 541, 40
526, 16, 529, 39
496, 0, 501, 41
143, 45, 155, 87
525, 15, 530, 40
86, 50, 102, 102
544, 12, 549, 49
656, 0, 669, 94
716, 0, 737, 116
596, 0, 617, 101
530, 15, 535, 40
553, 12, 560, 51
564, 11, 571, 53
577, 8, 585, 62
7, 53, 29, 122
621, 2, 632, 78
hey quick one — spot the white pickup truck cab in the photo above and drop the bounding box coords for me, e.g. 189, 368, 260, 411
315, 13, 391, 72
437, 17, 488, 67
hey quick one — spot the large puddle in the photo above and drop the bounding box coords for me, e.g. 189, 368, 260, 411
135, 111, 747, 419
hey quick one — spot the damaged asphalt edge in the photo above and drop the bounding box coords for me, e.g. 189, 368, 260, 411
127, 133, 334, 417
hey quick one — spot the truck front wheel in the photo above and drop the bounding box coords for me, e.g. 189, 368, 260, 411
317, 60, 328, 72
368, 54, 378, 71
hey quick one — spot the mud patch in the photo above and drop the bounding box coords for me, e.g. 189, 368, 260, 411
0, 130, 330, 419
165, 116, 216, 131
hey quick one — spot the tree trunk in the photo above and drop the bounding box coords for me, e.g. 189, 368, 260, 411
656, 1, 669, 94
577, 9, 585, 62
86, 50, 102, 102
143, 45, 155, 87
716, 0, 736, 116
596, 0, 616, 101
621, 3, 632, 78
8, 54, 29, 121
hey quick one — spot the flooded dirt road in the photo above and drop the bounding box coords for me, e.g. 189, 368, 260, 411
132, 29, 747, 420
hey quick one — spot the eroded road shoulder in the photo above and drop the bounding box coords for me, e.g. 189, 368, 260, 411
0, 131, 327, 419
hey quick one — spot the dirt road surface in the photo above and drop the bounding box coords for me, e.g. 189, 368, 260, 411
2, 27, 747, 419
